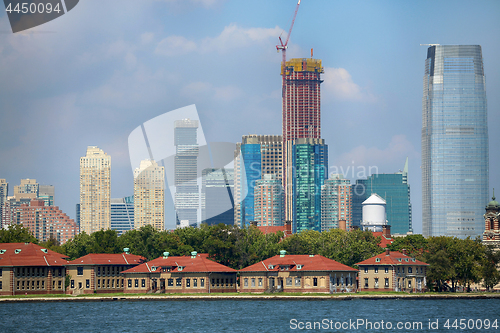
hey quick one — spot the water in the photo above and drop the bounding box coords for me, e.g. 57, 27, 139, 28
1, 298, 499, 332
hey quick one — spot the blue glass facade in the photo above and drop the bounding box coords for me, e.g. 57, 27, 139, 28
110, 196, 134, 235
240, 144, 261, 227
422, 45, 489, 238
292, 139, 328, 233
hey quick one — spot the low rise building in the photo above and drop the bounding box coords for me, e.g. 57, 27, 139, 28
239, 251, 357, 293
0, 242, 68, 295
356, 249, 428, 292
122, 252, 237, 294
65, 250, 145, 295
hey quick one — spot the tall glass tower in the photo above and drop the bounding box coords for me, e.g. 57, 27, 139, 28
422, 45, 489, 238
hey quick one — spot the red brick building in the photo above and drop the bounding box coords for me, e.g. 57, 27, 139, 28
66, 251, 145, 295
9, 199, 78, 244
356, 249, 428, 292
0, 242, 68, 295
122, 252, 237, 294
239, 251, 357, 293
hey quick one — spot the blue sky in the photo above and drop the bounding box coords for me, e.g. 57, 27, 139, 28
0, 0, 499, 232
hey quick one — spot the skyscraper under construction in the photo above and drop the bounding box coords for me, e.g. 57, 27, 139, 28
282, 58, 327, 231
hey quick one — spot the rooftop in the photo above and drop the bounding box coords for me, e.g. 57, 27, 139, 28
356, 251, 428, 266
67, 253, 146, 266
239, 254, 357, 273
0, 243, 68, 267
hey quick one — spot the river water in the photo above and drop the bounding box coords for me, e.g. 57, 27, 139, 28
1, 298, 499, 332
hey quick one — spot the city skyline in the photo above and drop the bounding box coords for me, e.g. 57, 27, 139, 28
0, 1, 499, 232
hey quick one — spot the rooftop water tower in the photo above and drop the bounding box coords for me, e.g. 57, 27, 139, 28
361, 193, 388, 232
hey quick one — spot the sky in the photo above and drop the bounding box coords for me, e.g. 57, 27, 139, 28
0, 0, 498, 232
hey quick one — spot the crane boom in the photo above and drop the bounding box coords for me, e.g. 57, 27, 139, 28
277, 0, 301, 78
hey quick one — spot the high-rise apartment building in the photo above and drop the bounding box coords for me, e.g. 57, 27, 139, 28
14, 178, 39, 200
111, 196, 134, 235
422, 45, 489, 238
281, 58, 325, 231
292, 138, 328, 233
352, 159, 412, 235
0, 179, 7, 228
233, 135, 282, 227
38, 185, 55, 206
201, 168, 234, 226
79, 146, 111, 234
254, 174, 284, 227
174, 119, 199, 227
321, 174, 352, 232
134, 159, 165, 230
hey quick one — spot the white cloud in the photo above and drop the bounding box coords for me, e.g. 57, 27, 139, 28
214, 85, 242, 101
141, 32, 155, 44
181, 81, 242, 102
155, 35, 197, 56
323, 67, 376, 102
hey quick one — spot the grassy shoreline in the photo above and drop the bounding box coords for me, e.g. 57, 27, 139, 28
1, 291, 500, 302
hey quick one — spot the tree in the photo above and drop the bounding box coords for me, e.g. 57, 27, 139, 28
387, 234, 428, 257
62, 232, 93, 260
0, 224, 38, 244
424, 237, 455, 291
481, 245, 500, 291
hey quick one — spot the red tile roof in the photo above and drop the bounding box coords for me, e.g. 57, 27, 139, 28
67, 253, 146, 266
0, 243, 68, 267
122, 253, 236, 274
256, 225, 292, 236
355, 251, 428, 266
239, 254, 357, 273
372, 231, 394, 248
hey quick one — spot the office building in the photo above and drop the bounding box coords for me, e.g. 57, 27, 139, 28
422, 45, 489, 238
254, 174, 283, 227
234, 135, 282, 227
174, 119, 199, 227
351, 159, 412, 235
14, 179, 39, 200
134, 159, 165, 230
79, 146, 111, 234
111, 196, 134, 235
293, 138, 328, 233
0, 179, 7, 228
321, 174, 352, 232
201, 168, 234, 226
38, 185, 55, 206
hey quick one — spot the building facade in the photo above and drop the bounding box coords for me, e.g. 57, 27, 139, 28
292, 138, 328, 233
38, 185, 55, 206
66, 251, 145, 295
483, 192, 500, 250
239, 251, 357, 293
356, 250, 428, 292
79, 146, 111, 234
122, 252, 237, 294
0, 179, 7, 228
234, 135, 282, 227
110, 196, 134, 235
321, 174, 352, 232
422, 45, 489, 238
0, 243, 68, 295
174, 119, 199, 227
201, 168, 234, 226
134, 159, 165, 230
352, 159, 412, 234
14, 178, 39, 201
254, 174, 284, 227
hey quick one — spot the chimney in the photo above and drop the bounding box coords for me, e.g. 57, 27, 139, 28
385, 248, 390, 256
339, 219, 346, 231
402, 249, 407, 256
382, 225, 391, 238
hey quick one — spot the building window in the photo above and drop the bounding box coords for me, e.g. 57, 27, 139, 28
385, 278, 389, 288
78, 282, 82, 289
71, 280, 75, 289
0, 281, 2, 290
77, 267, 83, 276
251, 278, 255, 287
111, 279, 115, 288
258, 278, 263, 287
58, 280, 62, 289
168, 279, 173, 287
401, 267, 405, 274
193, 279, 197, 287
374, 267, 378, 274
135, 279, 139, 288
286, 277, 292, 286
408, 280, 412, 289
385, 267, 389, 274
230, 278, 233, 286
186, 279, 191, 288
97, 267, 100, 276
374, 278, 379, 288
41, 281, 44, 289
364, 267, 368, 274
408, 267, 413, 274
313, 278, 318, 287
216, 279, 219, 286
86, 279, 90, 288
0, 268, 2, 276
176, 278, 182, 287
121, 279, 124, 288
244, 278, 248, 287
128, 279, 132, 288
141, 279, 146, 288
295, 277, 301, 286
200, 279, 205, 288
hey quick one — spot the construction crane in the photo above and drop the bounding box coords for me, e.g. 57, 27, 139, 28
276, 0, 301, 78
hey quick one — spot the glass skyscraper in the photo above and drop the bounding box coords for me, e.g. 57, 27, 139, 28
422, 45, 489, 238
110, 196, 134, 235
